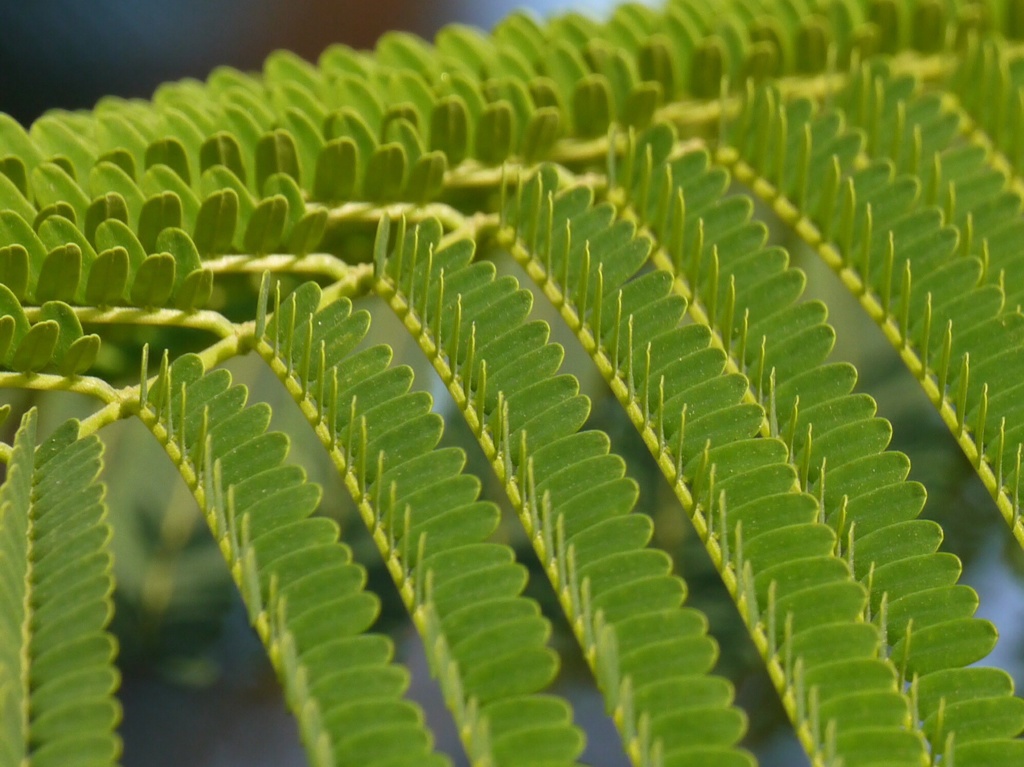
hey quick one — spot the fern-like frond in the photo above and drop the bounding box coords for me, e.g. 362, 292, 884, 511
498, 164, 951, 766
133, 351, 449, 767
604, 114, 1024, 761
375, 214, 774, 767
254, 276, 586, 767
718, 68, 1024, 555
0, 409, 120, 767
708, 74, 1024, 763
827, 63, 1024, 534
724, 74, 1019, 528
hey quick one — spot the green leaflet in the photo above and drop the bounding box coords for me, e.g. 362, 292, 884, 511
192, 189, 238, 255
375, 216, 755, 767
256, 278, 585, 767
30, 113, 97, 186
32, 162, 90, 228
0, 410, 120, 767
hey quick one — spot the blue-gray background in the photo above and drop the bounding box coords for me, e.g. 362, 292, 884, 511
2, 2, 1020, 767
0, 1, 637, 124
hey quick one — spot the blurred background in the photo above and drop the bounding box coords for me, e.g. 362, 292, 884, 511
2, 1, 1022, 766
0, 0, 630, 125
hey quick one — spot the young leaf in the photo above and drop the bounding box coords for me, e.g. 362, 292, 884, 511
10, 320, 59, 373
145, 137, 192, 185
0, 245, 29, 301
313, 138, 359, 202
35, 244, 82, 304
85, 247, 130, 306
130, 253, 176, 307
138, 192, 183, 254
363, 143, 407, 201
192, 189, 238, 256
